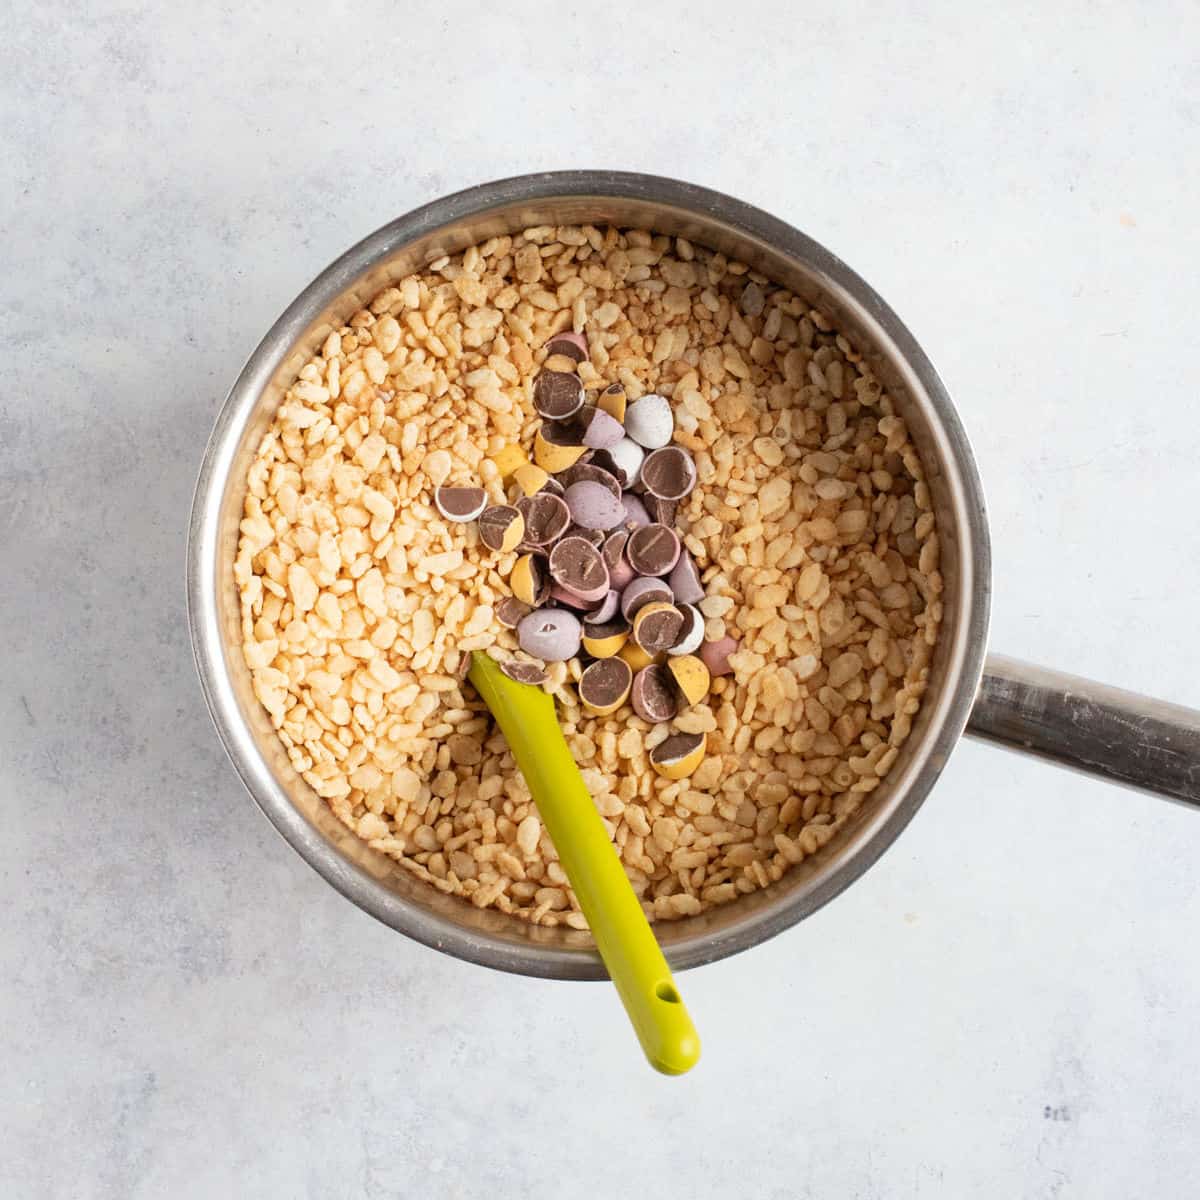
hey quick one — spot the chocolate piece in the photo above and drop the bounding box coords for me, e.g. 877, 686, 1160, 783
640, 446, 696, 501
478, 504, 525, 553
516, 492, 570, 547
548, 536, 609, 603
623, 393, 673, 449
603, 531, 636, 591
501, 660, 548, 686
668, 603, 704, 655
550, 583, 601, 610
538, 476, 565, 498
533, 370, 584, 420
578, 657, 633, 716
699, 636, 739, 678
581, 615, 631, 641
564, 480, 625, 531
516, 608, 582, 662
590, 589, 621, 624
578, 406, 625, 450
632, 602, 684, 655
649, 731, 707, 779
626, 523, 681, 577
557, 461, 622, 500
544, 330, 589, 362
609, 438, 644, 488
596, 382, 627, 423
620, 493, 651, 530
584, 448, 629, 487
620, 576, 673, 620
496, 596, 533, 628
667, 551, 705, 605
643, 494, 677, 526
564, 524, 606, 548
510, 554, 550, 607
434, 485, 487, 522
630, 664, 679, 723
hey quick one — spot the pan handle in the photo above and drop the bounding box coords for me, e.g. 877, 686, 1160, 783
966, 655, 1200, 807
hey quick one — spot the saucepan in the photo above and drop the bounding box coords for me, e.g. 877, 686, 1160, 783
187, 171, 1200, 979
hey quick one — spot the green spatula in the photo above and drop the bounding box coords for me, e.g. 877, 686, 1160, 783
468, 651, 700, 1075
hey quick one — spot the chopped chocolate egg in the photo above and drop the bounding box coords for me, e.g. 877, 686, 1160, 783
581, 448, 628, 487
558, 461, 622, 500
543, 330, 589, 362
649, 731, 707, 780
666, 654, 710, 706
643, 494, 677, 526
667, 603, 704, 656
578, 657, 633, 717
631, 663, 679, 724
640, 445, 697, 501
581, 617, 629, 658
564, 524, 605, 548
478, 504, 525, 553
590, 589, 621, 624
533, 370, 584, 420
603, 530, 636, 590
516, 492, 570, 547
623, 393, 673, 449
632, 601, 684, 654
667, 551, 706, 606
620, 575, 673, 620
626, 523, 681, 576
548, 536, 610, 603
512, 463, 550, 497
618, 640, 658, 673
699, 635, 739, 678
510, 554, 549, 607
550, 583, 600, 611
500, 660, 548, 686
496, 596, 533, 628
563, 480, 625, 531
434, 485, 487, 522
516, 608, 582, 662
619, 493, 651, 530
538, 475, 565, 497
608, 438, 644, 488
578, 406, 625, 450
596, 381, 627, 422
533, 424, 588, 473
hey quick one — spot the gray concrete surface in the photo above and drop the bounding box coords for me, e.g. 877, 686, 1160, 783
3, 2, 1199, 1196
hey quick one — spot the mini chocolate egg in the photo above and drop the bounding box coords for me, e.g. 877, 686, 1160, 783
496, 596, 533, 628
533, 425, 588, 473
578, 657, 633, 716
603, 531, 637, 591
500, 660, 548, 686
643, 494, 678, 526
620, 575, 673, 620
512, 463, 550, 498
596, 382, 627, 422
618, 640, 659, 673
563, 480, 625, 531
581, 617, 630, 659
667, 551, 706, 606
557, 461, 622, 500
666, 654, 710, 706
590, 589, 621, 624
578, 406, 626, 450
533, 370, 584, 420
548, 536, 610, 603
667, 604, 704, 656
620, 492, 651, 530
510, 554, 549, 606
631, 664, 679, 723
544, 330, 589, 362
632, 601, 684, 655
478, 505, 525, 553
516, 492, 571, 547
649, 731, 707, 779
434, 485, 487, 522
516, 608, 582, 662
608, 437, 645, 487
698, 635, 739, 678
640, 445, 697, 501
623, 393, 673, 449
626, 523, 681, 577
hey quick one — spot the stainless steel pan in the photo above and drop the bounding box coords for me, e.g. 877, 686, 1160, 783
187, 172, 1200, 979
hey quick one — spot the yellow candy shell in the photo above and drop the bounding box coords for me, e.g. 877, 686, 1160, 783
650, 732, 707, 780
666, 654, 711, 707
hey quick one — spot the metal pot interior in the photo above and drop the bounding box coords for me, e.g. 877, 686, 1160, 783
189, 173, 990, 979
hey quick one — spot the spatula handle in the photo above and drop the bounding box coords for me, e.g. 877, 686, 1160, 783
471, 654, 700, 1074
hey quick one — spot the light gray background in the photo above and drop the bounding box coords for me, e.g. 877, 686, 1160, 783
3, 2, 1198, 1197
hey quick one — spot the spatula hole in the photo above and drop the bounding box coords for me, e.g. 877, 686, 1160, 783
655, 981, 680, 1004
